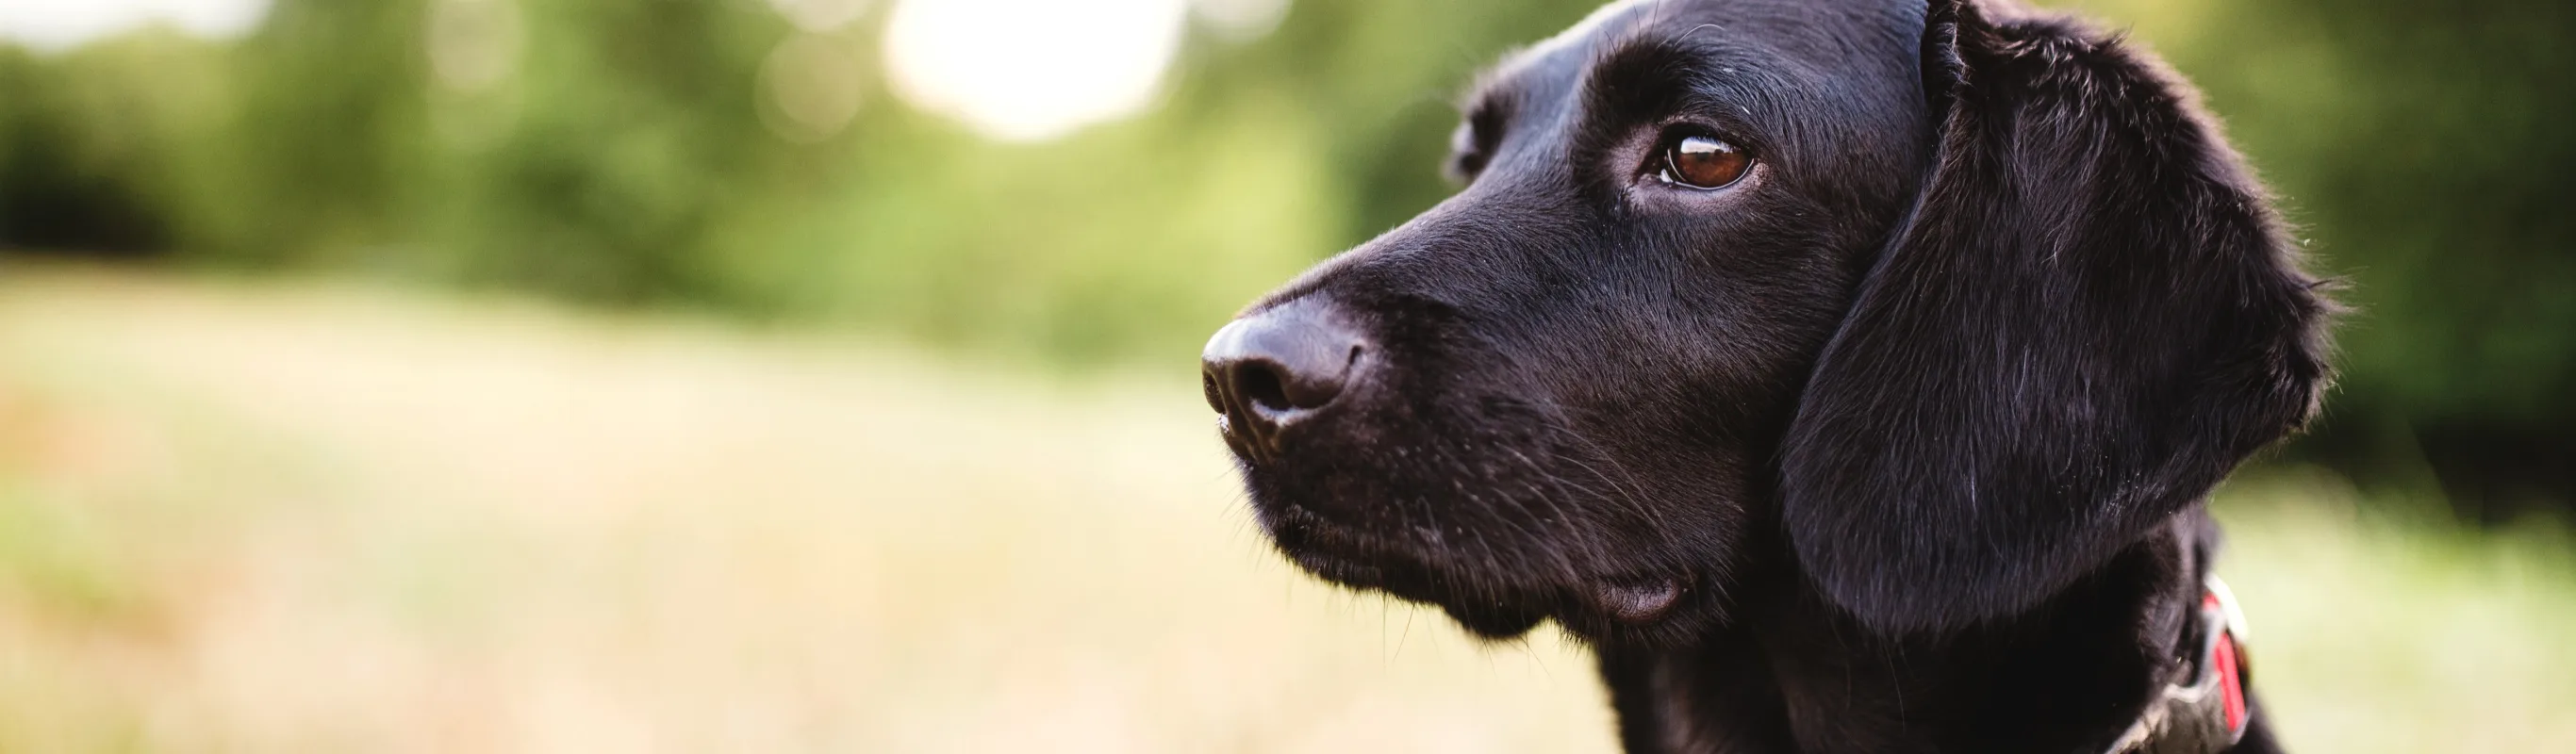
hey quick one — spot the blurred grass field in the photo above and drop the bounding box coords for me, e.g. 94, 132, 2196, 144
0, 268, 2570, 753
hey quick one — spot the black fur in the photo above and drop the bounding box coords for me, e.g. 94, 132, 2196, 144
1202, 1, 2331, 751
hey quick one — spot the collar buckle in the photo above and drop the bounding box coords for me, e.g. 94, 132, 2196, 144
2103, 575, 2253, 754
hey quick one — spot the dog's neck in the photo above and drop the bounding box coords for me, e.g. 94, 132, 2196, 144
1596, 511, 2266, 754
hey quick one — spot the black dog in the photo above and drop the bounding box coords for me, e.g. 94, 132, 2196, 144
1199, 0, 2332, 751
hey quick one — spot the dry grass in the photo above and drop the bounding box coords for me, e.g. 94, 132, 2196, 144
0, 269, 2568, 752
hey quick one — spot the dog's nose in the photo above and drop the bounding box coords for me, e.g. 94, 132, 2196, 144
1202, 302, 1365, 449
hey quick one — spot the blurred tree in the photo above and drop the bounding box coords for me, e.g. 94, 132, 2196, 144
0, 35, 227, 256
2270, 0, 2576, 519
198, 0, 433, 265
0, 64, 170, 255
430, 0, 784, 303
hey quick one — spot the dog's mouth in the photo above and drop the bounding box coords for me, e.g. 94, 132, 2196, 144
1258, 498, 1705, 642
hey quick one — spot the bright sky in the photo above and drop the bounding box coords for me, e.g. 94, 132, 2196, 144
0, 0, 271, 51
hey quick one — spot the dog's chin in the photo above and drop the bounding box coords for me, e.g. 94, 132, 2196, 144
1276, 541, 1551, 640
1254, 496, 1730, 648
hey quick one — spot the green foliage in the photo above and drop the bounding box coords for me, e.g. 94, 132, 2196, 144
0, 0, 2569, 499
0, 32, 224, 254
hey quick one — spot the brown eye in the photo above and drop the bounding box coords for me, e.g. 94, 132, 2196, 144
1658, 134, 1751, 189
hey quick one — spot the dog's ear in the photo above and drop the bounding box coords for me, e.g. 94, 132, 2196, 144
1778, 0, 2333, 634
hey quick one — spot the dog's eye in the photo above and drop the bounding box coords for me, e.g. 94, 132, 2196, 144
1656, 134, 1751, 190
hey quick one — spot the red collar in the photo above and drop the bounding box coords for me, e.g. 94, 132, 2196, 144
2104, 576, 2254, 753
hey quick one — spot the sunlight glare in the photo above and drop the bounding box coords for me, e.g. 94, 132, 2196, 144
883, 0, 1191, 143
0, 0, 270, 52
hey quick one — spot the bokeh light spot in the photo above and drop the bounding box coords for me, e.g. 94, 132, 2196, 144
766, 0, 873, 33
1192, 0, 1289, 41
427, 0, 525, 94
760, 34, 868, 144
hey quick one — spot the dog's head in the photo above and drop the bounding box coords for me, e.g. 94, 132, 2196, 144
1201, 0, 2331, 645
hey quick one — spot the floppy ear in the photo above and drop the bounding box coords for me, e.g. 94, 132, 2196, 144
1778, 0, 2334, 634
